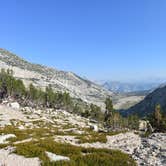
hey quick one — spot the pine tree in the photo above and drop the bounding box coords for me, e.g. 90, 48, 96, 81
104, 97, 114, 125
155, 104, 162, 127
13, 79, 26, 98
45, 85, 54, 107
63, 92, 71, 107
29, 83, 38, 100
105, 97, 113, 111
90, 104, 102, 121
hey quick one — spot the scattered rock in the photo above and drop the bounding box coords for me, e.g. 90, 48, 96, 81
18, 125, 25, 130
0, 147, 40, 166
133, 133, 166, 166
139, 120, 148, 132
7, 102, 20, 110
90, 124, 98, 132
0, 104, 165, 166
0, 134, 16, 144
45, 151, 70, 162
54, 132, 141, 155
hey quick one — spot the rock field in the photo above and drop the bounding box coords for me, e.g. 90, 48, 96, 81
0, 103, 165, 166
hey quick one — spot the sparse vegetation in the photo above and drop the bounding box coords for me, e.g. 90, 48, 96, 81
0, 125, 65, 143
76, 132, 107, 143
76, 130, 128, 144
0, 122, 137, 166
14, 138, 136, 166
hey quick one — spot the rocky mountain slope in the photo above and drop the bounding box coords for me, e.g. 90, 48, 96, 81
0, 48, 113, 107
124, 85, 166, 117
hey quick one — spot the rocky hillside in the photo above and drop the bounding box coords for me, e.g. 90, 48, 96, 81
0, 103, 165, 166
124, 85, 166, 117
0, 48, 113, 107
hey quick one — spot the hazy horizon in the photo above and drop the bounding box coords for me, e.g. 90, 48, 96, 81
0, 0, 166, 81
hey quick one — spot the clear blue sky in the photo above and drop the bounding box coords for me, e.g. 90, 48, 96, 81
0, 0, 166, 81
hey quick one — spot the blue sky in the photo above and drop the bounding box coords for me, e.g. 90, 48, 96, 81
0, 0, 166, 81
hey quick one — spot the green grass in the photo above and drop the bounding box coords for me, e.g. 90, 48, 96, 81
14, 138, 136, 166
0, 125, 136, 166
0, 125, 64, 142
76, 130, 128, 144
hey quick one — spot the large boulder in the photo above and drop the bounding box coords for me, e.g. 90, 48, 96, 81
139, 120, 148, 132
90, 124, 99, 132
139, 120, 154, 133
7, 102, 20, 110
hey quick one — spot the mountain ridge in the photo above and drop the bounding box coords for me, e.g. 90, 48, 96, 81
0, 48, 113, 107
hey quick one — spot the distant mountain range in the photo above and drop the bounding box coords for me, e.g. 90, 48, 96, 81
99, 81, 163, 94
0, 48, 113, 107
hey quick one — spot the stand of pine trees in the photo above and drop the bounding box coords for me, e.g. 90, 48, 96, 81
148, 104, 166, 132
104, 97, 140, 131
0, 69, 73, 110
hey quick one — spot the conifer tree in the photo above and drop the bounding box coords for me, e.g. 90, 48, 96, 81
104, 97, 114, 125
155, 104, 162, 127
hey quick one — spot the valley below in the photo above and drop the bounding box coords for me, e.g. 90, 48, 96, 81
114, 95, 145, 110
